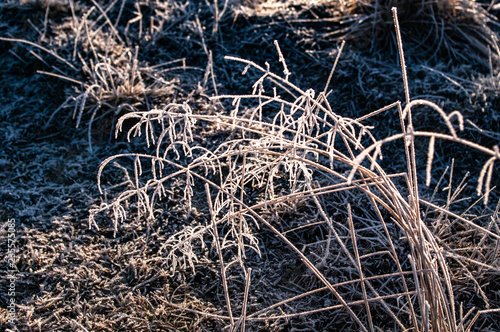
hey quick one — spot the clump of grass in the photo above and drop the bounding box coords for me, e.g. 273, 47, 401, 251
346, 0, 499, 64
237, 0, 500, 67
1, 0, 209, 152
91, 9, 499, 331
63, 42, 182, 151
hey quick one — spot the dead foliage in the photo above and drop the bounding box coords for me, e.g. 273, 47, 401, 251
1, 0, 500, 331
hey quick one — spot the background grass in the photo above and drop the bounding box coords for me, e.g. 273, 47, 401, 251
1, 0, 500, 330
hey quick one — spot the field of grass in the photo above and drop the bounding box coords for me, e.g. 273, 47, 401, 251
1, 0, 500, 330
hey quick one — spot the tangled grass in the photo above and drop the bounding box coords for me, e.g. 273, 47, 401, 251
1, 0, 202, 152
2, 0, 500, 330
90, 9, 500, 331
238, 0, 500, 67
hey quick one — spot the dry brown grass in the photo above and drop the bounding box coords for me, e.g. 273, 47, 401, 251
89, 9, 499, 330
1, 0, 500, 331
237, 0, 500, 67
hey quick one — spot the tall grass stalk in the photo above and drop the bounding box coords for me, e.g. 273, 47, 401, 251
90, 8, 499, 331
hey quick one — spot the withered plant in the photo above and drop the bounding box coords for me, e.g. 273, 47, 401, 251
236, 0, 500, 67
91, 9, 500, 331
